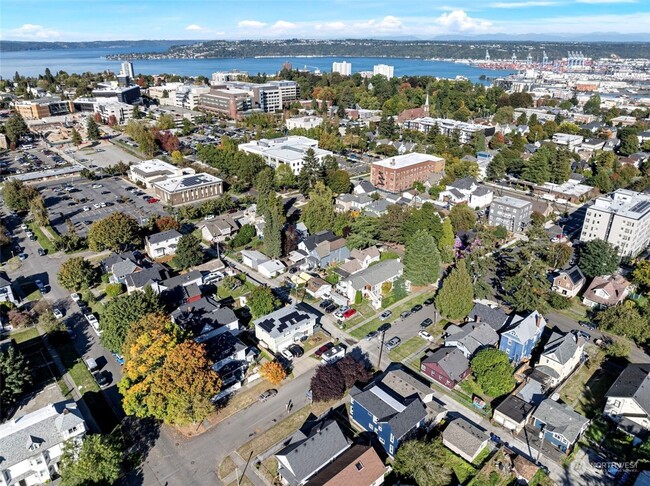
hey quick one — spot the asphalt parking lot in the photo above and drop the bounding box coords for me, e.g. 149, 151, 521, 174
38, 176, 166, 236
70, 141, 141, 169
0, 144, 71, 178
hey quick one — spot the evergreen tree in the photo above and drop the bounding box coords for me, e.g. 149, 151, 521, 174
0, 347, 32, 414
435, 260, 474, 320
438, 217, 455, 263
70, 127, 82, 147
404, 230, 440, 287
579, 239, 620, 278
301, 182, 336, 234
402, 203, 443, 243
378, 114, 396, 139
255, 167, 275, 217
86, 116, 100, 140
346, 215, 379, 250
521, 145, 551, 184
486, 153, 507, 181
264, 195, 285, 258
172, 234, 203, 269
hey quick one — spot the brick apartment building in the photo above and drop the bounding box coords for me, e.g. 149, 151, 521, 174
370, 153, 445, 193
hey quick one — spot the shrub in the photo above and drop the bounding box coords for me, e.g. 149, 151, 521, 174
105, 283, 124, 298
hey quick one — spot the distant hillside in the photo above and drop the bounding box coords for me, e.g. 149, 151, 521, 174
0, 40, 195, 52
104, 39, 650, 61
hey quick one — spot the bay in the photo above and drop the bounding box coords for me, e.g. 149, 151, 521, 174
0, 46, 512, 83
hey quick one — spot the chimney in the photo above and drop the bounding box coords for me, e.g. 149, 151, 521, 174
63, 408, 69, 415
475, 315, 481, 323
536, 313, 543, 328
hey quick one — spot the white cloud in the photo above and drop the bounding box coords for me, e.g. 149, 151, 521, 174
238, 20, 268, 28
315, 21, 346, 30
185, 24, 204, 31
490, 1, 558, 7
272, 20, 297, 30
434, 10, 492, 31
6, 24, 61, 40
376, 15, 403, 31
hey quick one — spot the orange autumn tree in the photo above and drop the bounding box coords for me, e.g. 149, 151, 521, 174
118, 313, 221, 426
260, 360, 287, 386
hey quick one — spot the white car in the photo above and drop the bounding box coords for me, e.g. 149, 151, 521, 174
20, 224, 28, 231
418, 330, 434, 342
100, 202, 107, 208
281, 348, 294, 361
53, 308, 64, 319
92, 184, 103, 189
93, 203, 101, 209
25, 231, 34, 238
83, 206, 90, 211
71, 293, 81, 303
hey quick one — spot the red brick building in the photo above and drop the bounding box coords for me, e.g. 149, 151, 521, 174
370, 153, 445, 193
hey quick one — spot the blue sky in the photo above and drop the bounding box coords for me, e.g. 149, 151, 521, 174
1, 0, 649, 41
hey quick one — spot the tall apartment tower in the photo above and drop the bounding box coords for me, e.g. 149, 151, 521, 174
120, 61, 135, 79
373, 64, 394, 79
580, 189, 650, 257
332, 61, 352, 76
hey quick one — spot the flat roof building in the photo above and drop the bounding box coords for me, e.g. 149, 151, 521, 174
239, 135, 333, 175
370, 153, 445, 193
580, 189, 650, 257
152, 173, 224, 206
129, 158, 191, 187
332, 61, 352, 76
489, 196, 533, 232
14, 98, 73, 120
402, 117, 495, 144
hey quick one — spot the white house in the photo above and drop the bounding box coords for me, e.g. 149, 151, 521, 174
254, 304, 318, 353
0, 273, 18, 306
438, 177, 493, 209
258, 259, 285, 279
535, 331, 585, 387
0, 401, 86, 486
285, 116, 323, 130
338, 258, 404, 309
145, 229, 183, 259
240, 250, 270, 271
604, 363, 650, 439
238, 136, 333, 176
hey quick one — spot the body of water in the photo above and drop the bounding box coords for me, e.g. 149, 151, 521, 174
1, 46, 512, 83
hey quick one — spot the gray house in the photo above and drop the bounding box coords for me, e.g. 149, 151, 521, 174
467, 303, 509, 332
444, 322, 499, 358
442, 417, 489, 463
275, 419, 351, 486
298, 231, 350, 269
531, 399, 589, 453
488, 196, 532, 233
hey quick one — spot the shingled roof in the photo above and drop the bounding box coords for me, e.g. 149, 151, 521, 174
605, 363, 650, 416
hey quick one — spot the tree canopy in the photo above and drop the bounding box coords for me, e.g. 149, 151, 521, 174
579, 239, 619, 278
57, 257, 97, 291
0, 347, 31, 414
435, 259, 474, 320
60, 434, 122, 486
172, 234, 203, 269
88, 212, 141, 251
247, 285, 278, 319
449, 204, 477, 233
301, 181, 336, 234
471, 348, 515, 397
393, 438, 452, 486
404, 230, 440, 286
594, 301, 649, 345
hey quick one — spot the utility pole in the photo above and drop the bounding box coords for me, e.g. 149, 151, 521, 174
376, 331, 386, 370
239, 451, 254, 486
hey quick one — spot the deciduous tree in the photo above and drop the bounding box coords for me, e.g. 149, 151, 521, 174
404, 230, 440, 287
579, 239, 619, 278
172, 234, 203, 269
594, 301, 649, 345
57, 257, 96, 291
88, 212, 140, 251
393, 438, 452, 486
260, 361, 287, 385
2, 179, 39, 212
60, 434, 122, 486
438, 217, 455, 263
301, 182, 336, 234
29, 196, 49, 226
471, 348, 515, 397
310, 363, 345, 402
449, 204, 477, 233
632, 260, 650, 292
545, 242, 573, 269
327, 169, 351, 194
435, 260, 474, 320
155, 216, 180, 232
247, 285, 278, 319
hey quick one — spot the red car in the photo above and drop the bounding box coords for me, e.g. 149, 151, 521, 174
343, 309, 357, 319
147, 198, 159, 204
314, 342, 334, 358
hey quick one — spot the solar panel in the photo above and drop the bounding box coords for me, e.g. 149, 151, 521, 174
259, 319, 274, 333
631, 200, 650, 213
568, 268, 583, 284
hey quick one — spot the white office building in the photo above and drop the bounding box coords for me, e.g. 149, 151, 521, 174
332, 61, 352, 76
0, 402, 86, 486
402, 117, 495, 144
238, 135, 333, 175
373, 64, 394, 79
580, 189, 650, 257
285, 116, 323, 130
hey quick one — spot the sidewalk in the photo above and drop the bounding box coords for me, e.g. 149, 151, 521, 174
221, 451, 269, 486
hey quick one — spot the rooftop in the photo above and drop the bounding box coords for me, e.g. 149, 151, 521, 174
492, 195, 532, 209
442, 418, 488, 457
372, 152, 444, 170
130, 158, 178, 176
590, 189, 650, 220
533, 399, 589, 443
154, 173, 222, 192
254, 304, 318, 339
605, 363, 650, 415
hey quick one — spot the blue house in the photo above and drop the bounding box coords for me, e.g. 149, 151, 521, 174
298, 231, 350, 269
498, 310, 546, 365
531, 399, 589, 453
350, 373, 429, 457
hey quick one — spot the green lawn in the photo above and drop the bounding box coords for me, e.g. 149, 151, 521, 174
444, 448, 478, 484
560, 359, 616, 418
217, 280, 256, 300
10, 327, 40, 344
388, 335, 427, 362
555, 300, 589, 322
27, 222, 56, 253
53, 338, 99, 393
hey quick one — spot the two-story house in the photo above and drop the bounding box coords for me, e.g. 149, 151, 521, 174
420, 347, 470, 389
254, 304, 318, 353
582, 274, 633, 308
102, 251, 144, 284
438, 177, 493, 209
444, 322, 499, 358
145, 229, 183, 259
200, 216, 240, 243
275, 418, 351, 486
499, 311, 546, 365
604, 363, 650, 440
334, 247, 381, 280
298, 231, 350, 269
530, 399, 589, 453
0, 272, 18, 307
338, 259, 404, 309
350, 372, 429, 457
124, 264, 168, 293
467, 303, 509, 332
535, 331, 585, 387
305, 444, 385, 486
0, 401, 86, 486
550, 266, 586, 298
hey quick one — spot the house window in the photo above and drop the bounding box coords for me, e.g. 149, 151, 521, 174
355, 462, 364, 471
372, 415, 378, 424
379, 437, 385, 444
613, 400, 621, 408
389, 445, 394, 455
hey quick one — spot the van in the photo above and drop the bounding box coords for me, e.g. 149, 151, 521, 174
85, 358, 98, 372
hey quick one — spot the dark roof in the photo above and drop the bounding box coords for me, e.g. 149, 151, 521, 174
254, 304, 317, 338
447, 176, 476, 191
468, 303, 509, 331
171, 296, 238, 336
306, 445, 385, 486
0, 271, 11, 288
124, 264, 166, 288
421, 347, 469, 382
495, 395, 534, 423
605, 363, 650, 415
276, 419, 351, 486
146, 229, 182, 245
533, 399, 589, 444
561, 265, 585, 286
302, 230, 338, 251
160, 270, 202, 290
355, 180, 376, 193
201, 331, 247, 365
472, 186, 492, 197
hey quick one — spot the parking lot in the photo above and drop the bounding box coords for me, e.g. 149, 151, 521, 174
38, 176, 166, 236
70, 140, 142, 169
0, 143, 72, 178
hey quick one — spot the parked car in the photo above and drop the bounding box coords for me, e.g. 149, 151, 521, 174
342, 309, 357, 319
147, 198, 159, 204
288, 344, 304, 358
83, 206, 90, 211
579, 331, 591, 341
380, 310, 392, 321
314, 342, 334, 357
400, 311, 411, 319
420, 318, 433, 328
424, 298, 435, 306
37, 248, 46, 256
85, 357, 98, 372
93, 371, 109, 388
378, 323, 392, 333
411, 304, 423, 313
71, 293, 81, 303
18, 253, 27, 261
365, 330, 379, 341
384, 337, 401, 350
53, 308, 64, 319
112, 352, 125, 365
281, 348, 294, 361
319, 299, 332, 309
34, 279, 45, 291
325, 304, 338, 313
579, 321, 596, 331
418, 330, 434, 342
91, 184, 103, 189
259, 389, 278, 402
